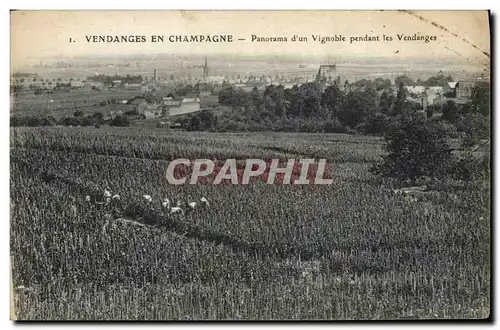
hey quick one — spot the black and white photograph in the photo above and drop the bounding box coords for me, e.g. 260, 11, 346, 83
9, 10, 491, 321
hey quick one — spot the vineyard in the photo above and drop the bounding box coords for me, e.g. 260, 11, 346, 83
10, 126, 490, 320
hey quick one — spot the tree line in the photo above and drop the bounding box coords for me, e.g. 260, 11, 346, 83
185, 74, 489, 138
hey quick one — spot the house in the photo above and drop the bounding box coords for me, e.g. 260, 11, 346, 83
163, 97, 201, 116
143, 104, 164, 119
426, 86, 444, 105
162, 96, 182, 107
316, 64, 337, 83
178, 98, 201, 113
456, 80, 476, 99
241, 86, 255, 93
441, 81, 458, 96
432, 93, 445, 108
109, 110, 124, 118
110, 80, 123, 89
405, 85, 426, 96
130, 97, 151, 114
124, 83, 142, 90
446, 81, 458, 90
108, 104, 134, 118
206, 76, 226, 84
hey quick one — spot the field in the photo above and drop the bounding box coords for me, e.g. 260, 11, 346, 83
10, 126, 490, 320
10, 90, 141, 117
11, 90, 218, 119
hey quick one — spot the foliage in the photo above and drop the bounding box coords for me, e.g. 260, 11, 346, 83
471, 81, 491, 117
358, 113, 393, 136
423, 71, 454, 87
394, 75, 414, 87
449, 152, 490, 182
337, 90, 377, 128
393, 82, 407, 115
110, 115, 130, 127
441, 100, 458, 123
455, 113, 491, 141
186, 110, 218, 131
370, 114, 455, 182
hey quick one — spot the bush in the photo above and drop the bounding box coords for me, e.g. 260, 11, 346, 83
442, 100, 458, 123
370, 114, 455, 182
322, 118, 346, 133
11, 116, 59, 127
186, 110, 217, 131
358, 113, 392, 135
80, 117, 94, 127
449, 153, 490, 182
455, 113, 491, 141
433, 121, 460, 139
60, 117, 81, 126
110, 115, 130, 127
93, 112, 105, 124
296, 119, 324, 133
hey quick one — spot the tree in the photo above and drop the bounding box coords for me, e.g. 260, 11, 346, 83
187, 110, 217, 131
370, 114, 454, 182
393, 82, 407, 115
471, 81, 490, 116
337, 90, 376, 128
176, 84, 195, 97
394, 75, 414, 87
287, 82, 322, 118
110, 115, 130, 127
424, 71, 453, 87
352, 79, 374, 89
378, 90, 392, 114
218, 85, 236, 106
73, 110, 84, 118
374, 78, 392, 90
359, 113, 392, 135
321, 84, 344, 118
262, 84, 286, 118
251, 87, 261, 107
93, 112, 104, 124
455, 113, 491, 141
442, 100, 458, 122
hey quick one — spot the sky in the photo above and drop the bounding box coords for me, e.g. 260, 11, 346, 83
10, 10, 491, 69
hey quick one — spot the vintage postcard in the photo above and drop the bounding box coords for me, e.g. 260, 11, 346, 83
10, 10, 491, 321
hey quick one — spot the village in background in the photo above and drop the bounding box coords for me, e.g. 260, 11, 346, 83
10, 54, 489, 130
